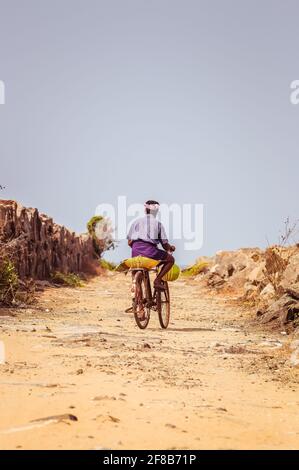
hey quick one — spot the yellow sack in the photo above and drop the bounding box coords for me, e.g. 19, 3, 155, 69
114, 261, 129, 272
124, 256, 160, 269
115, 256, 160, 272
115, 256, 180, 281
161, 264, 181, 282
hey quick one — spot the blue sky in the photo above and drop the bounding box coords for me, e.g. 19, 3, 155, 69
0, 0, 298, 264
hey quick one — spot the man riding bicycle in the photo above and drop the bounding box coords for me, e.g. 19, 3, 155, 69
127, 200, 176, 290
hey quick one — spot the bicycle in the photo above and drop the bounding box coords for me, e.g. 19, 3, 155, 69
129, 267, 170, 329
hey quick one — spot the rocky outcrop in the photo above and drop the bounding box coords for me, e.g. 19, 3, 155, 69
206, 248, 264, 291
192, 244, 299, 330
0, 200, 98, 279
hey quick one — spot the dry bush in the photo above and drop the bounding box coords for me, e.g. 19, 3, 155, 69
0, 242, 35, 306
0, 256, 19, 305
263, 218, 298, 297
263, 246, 290, 296
279, 217, 299, 246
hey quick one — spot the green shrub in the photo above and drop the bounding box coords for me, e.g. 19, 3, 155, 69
87, 215, 115, 256
51, 272, 84, 287
99, 258, 116, 271
0, 257, 19, 305
87, 216, 104, 238
182, 261, 210, 277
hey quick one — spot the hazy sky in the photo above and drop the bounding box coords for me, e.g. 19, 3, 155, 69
0, 0, 298, 265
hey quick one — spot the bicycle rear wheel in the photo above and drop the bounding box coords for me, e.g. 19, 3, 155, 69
156, 282, 170, 329
133, 271, 151, 329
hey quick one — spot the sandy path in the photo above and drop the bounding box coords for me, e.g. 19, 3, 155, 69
0, 273, 298, 450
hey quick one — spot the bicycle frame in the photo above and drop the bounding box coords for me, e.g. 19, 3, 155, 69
130, 267, 158, 308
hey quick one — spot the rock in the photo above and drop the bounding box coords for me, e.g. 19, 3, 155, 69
259, 294, 299, 326
207, 273, 226, 288
247, 263, 266, 285
0, 200, 99, 279
93, 395, 116, 401
108, 415, 120, 423
205, 248, 265, 292
224, 345, 248, 354
209, 263, 227, 278
290, 340, 299, 367
244, 282, 259, 296
260, 283, 275, 298
285, 284, 299, 300
227, 264, 235, 277
280, 251, 299, 289
215, 248, 262, 273
31, 413, 78, 423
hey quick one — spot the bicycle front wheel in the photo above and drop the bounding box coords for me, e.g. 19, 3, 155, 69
156, 282, 170, 329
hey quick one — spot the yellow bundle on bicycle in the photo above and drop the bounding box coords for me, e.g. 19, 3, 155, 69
124, 256, 160, 269
160, 263, 181, 282
115, 256, 160, 272
115, 256, 180, 281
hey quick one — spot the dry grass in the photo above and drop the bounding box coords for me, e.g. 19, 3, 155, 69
181, 260, 210, 277
263, 246, 291, 297
51, 272, 84, 288
99, 258, 116, 271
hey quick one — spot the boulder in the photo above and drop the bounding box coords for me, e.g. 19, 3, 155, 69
260, 283, 275, 299
258, 294, 299, 326
207, 272, 226, 288
247, 263, 266, 285
285, 283, 299, 300
280, 251, 299, 289
205, 248, 265, 292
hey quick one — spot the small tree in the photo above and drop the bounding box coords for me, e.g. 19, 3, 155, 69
87, 215, 115, 257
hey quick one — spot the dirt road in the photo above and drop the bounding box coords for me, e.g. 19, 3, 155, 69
0, 273, 298, 450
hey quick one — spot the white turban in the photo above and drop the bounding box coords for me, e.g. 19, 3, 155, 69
144, 202, 160, 212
